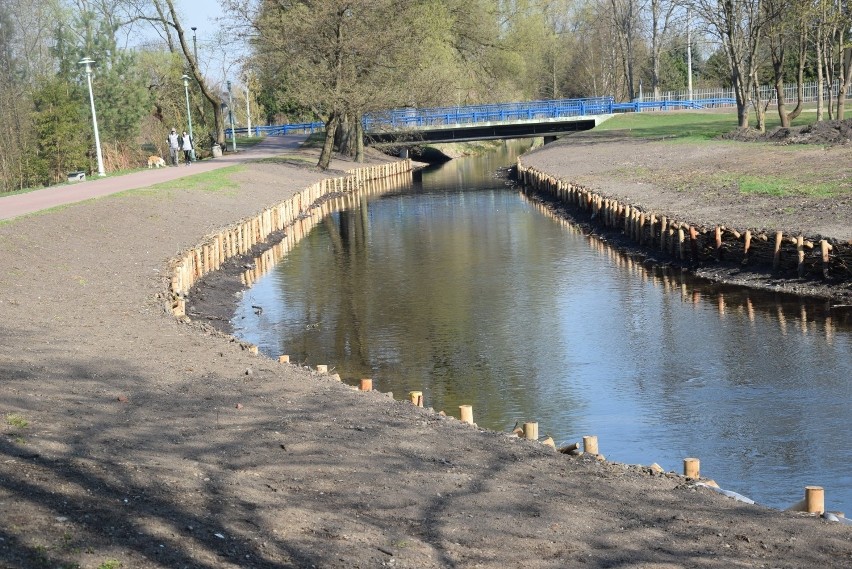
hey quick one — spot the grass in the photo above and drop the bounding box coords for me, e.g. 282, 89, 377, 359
255, 155, 317, 167
595, 109, 815, 142
730, 174, 841, 197
6, 413, 28, 429
125, 165, 245, 197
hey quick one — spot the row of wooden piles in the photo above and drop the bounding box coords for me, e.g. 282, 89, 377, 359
167, 159, 413, 316
517, 161, 850, 281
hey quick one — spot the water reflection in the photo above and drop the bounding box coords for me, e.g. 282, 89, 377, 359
233, 141, 852, 513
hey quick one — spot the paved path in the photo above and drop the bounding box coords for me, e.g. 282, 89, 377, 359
0, 135, 307, 221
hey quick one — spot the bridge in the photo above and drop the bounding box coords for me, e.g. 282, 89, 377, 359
230, 96, 736, 145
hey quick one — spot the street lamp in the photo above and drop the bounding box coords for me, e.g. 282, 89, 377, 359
79, 57, 106, 177
182, 74, 195, 161
227, 80, 236, 152
191, 27, 198, 64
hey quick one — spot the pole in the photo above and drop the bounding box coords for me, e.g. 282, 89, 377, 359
245, 81, 251, 136
687, 10, 693, 101
79, 58, 106, 177
227, 80, 236, 152
191, 27, 198, 64
182, 75, 195, 161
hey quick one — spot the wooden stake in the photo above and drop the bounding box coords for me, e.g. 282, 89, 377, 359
683, 457, 700, 479
583, 435, 599, 455
408, 391, 424, 407
522, 422, 539, 440
278, 355, 290, 363
806, 486, 825, 514
773, 231, 783, 270
359, 378, 372, 391
796, 235, 805, 277
459, 404, 474, 425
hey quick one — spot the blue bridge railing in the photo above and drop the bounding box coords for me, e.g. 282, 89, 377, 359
226, 96, 740, 138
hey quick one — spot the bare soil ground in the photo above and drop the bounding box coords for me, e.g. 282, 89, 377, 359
1, 139, 852, 569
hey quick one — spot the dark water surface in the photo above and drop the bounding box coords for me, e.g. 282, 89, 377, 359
233, 142, 852, 513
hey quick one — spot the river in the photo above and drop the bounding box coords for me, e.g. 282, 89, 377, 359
232, 141, 852, 514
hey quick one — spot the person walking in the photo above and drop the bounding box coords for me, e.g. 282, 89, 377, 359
167, 128, 180, 166
180, 131, 194, 165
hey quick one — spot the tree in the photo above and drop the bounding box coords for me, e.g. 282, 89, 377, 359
762, 0, 807, 127
691, 0, 765, 128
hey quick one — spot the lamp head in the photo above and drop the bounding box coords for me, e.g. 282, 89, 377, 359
227, 80, 232, 91
78, 57, 95, 73
182, 74, 190, 87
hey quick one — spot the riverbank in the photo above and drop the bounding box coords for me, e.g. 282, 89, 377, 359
519, 128, 852, 303
1, 140, 851, 568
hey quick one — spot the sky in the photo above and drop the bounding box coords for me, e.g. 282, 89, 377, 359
123, 0, 248, 88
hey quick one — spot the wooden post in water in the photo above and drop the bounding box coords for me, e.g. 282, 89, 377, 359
278, 355, 290, 363
359, 378, 372, 391
773, 231, 783, 270
683, 458, 700, 479
409, 391, 424, 407
459, 405, 474, 425
523, 422, 539, 440
583, 435, 599, 455
821, 239, 832, 279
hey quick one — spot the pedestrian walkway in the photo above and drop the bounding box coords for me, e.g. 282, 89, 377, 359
0, 135, 307, 222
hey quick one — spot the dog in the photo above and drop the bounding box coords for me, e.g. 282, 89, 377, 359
147, 155, 166, 169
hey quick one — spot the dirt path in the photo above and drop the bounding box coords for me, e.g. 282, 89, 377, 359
1, 140, 851, 568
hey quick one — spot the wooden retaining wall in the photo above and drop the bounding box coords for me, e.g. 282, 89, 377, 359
167, 159, 413, 317
517, 160, 852, 283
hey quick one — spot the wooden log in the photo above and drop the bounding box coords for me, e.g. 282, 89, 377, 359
541, 436, 556, 449
683, 457, 700, 479
359, 378, 372, 391
558, 442, 581, 454
806, 486, 825, 514
583, 435, 599, 455
796, 235, 805, 277
773, 231, 783, 270
278, 355, 290, 363
678, 227, 686, 260
459, 404, 474, 425
821, 239, 832, 279
316, 364, 328, 374
715, 226, 723, 260
660, 217, 668, 251
689, 226, 698, 261
743, 229, 752, 264
408, 391, 424, 407
523, 422, 539, 440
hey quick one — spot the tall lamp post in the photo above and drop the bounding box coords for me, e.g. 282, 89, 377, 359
79, 58, 106, 177
227, 80, 236, 152
182, 74, 195, 161
191, 27, 198, 64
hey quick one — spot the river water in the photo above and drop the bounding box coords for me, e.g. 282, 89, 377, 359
233, 142, 852, 514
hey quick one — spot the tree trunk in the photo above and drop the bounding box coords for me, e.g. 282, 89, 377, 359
318, 113, 339, 170
165, 0, 226, 146
354, 116, 364, 163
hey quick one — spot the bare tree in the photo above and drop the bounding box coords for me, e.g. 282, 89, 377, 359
649, 0, 678, 99
691, 0, 765, 128
762, 0, 807, 127
610, 0, 640, 100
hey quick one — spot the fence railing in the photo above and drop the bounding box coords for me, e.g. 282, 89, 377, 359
229, 80, 849, 138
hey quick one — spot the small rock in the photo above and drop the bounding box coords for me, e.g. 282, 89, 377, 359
117, 395, 129, 403
235, 403, 243, 410
245, 368, 253, 375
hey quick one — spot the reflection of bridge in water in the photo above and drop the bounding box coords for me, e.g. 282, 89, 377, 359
233, 96, 735, 146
